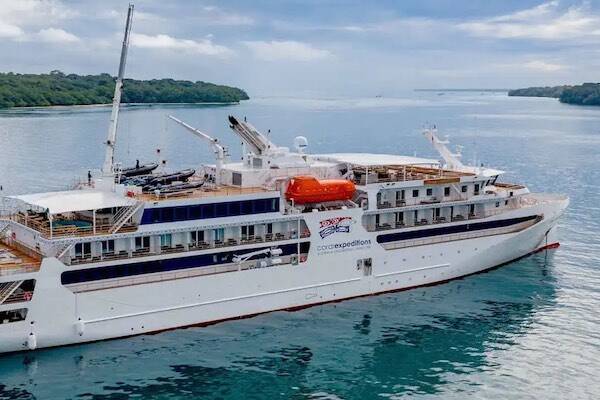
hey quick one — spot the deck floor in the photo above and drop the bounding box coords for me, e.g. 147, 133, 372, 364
135, 185, 271, 201
0, 242, 41, 275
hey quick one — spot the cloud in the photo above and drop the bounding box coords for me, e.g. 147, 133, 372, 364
0, 21, 24, 38
131, 33, 234, 57
523, 60, 566, 72
0, 0, 77, 27
243, 40, 332, 61
457, 1, 600, 41
37, 27, 80, 43
200, 5, 254, 26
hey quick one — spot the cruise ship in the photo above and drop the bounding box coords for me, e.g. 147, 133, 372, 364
0, 6, 567, 353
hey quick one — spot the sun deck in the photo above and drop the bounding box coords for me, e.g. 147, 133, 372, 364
0, 241, 41, 276
134, 185, 271, 201
352, 165, 476, 186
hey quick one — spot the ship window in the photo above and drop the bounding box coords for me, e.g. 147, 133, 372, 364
190, 206, 202, 219
496, 201, 500, 207
241, 201, 252, 214
426, 188, 433, 196
232, 172, 242, 186
216, 203, 228, 217
160, 234, 172, 248
228, 201, 241, 216
444, 187, 450, 197
191, 230, 204, 244
101, 240, 114, 254
0, 309, 27, 325
202, 204, 215, 218
75, 242, 91, 257
162, 208, 174, 222
461, 185, 468, 193
140, 198, 280, 224
474, 184, 480, 194
174, 207, 187, 221
412, 189, 419, 198
254, 199, 266, 213
135, 236, 150, 250
214, 228, 224, 242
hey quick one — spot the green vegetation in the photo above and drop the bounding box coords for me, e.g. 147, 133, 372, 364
0, 70, 249, 108
509, 83, 600, 106
508, 86, 569, 98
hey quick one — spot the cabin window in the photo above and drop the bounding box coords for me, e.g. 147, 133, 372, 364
135, 236, 150, 250
232, 172, 242, 186
444, 187, 450, 197
101, 240, 114, 255
160, 234, 172, 248
461, 185, 468, 193
75, 242, 91, 257
426, 188, 433, 196
496, 201, 500, 208
474, 184, 480, 195
213, 228, 224, 242
241, 225, 255, 239
191, 230, 205, 244
412, 189, 419, 198
395, 212, 404, 224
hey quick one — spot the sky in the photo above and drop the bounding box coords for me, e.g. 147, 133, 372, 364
0, 0, 599, 96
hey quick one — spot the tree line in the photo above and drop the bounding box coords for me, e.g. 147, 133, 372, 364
508, 83, 600, 106
0, 71, 249, 108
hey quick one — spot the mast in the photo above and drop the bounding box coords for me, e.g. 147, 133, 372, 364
102, 4, 134, 177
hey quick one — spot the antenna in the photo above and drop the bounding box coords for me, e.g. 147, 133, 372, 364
102, 4, 134, 177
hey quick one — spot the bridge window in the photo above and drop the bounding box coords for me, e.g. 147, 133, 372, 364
412, 189, 419, 198
426, 188, 433, 196
444, 187, 450, 197
141, 198, 280, 225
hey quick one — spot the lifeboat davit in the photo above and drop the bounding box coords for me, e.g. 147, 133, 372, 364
285, 176, 355, 204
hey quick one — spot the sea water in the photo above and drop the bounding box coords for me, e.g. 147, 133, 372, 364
0, 92, 598, 399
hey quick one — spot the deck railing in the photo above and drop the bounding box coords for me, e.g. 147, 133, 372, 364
68, 231, 310, 266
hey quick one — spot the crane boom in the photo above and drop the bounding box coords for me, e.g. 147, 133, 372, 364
168, 115, 226, 185
102, 4, 134, 177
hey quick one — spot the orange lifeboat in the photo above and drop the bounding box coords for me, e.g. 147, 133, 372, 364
285, 176, 355, 204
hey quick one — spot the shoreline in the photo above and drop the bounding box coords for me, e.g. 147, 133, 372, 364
1, 101, 243, 111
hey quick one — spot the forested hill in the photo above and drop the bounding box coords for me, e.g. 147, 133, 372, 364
508, 83, 600, 106
0, 71, 249, 108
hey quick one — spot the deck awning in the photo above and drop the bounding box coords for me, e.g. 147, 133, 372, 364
11, 189, 137, 214
314, 153, 439, 167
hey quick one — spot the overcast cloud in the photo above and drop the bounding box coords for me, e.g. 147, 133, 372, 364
0, 0, 598, 96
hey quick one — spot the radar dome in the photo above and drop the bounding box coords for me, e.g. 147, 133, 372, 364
294, 136, 308, 153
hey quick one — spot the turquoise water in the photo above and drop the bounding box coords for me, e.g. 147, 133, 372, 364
0, 92, 599, 399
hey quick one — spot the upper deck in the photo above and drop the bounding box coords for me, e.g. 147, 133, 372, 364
0, 240, 41, 276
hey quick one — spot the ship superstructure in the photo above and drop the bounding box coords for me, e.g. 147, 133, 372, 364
0, 6, 567, 353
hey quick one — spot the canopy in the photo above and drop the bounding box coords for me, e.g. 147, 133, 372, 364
314, 153, 439, 167
12, 189, 137, 214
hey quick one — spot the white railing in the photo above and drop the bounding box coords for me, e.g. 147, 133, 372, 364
381, 217, 541, 250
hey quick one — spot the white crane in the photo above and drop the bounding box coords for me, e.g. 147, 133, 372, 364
168, 115, 226, 185
102, 4, 134, 177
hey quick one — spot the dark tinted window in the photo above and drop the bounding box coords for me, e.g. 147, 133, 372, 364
140, 198, 280, 224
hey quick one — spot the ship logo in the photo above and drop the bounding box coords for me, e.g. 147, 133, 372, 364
319, 217, 353, 239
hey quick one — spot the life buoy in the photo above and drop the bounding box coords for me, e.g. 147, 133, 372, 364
299, 255, 308, 263
23, 292, 32, 301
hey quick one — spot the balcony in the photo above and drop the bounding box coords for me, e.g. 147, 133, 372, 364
68, 230, 310, 266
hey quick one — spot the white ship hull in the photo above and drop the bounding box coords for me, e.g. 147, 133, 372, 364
0, 195, 566, 354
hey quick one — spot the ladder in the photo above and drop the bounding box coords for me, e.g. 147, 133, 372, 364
109, 202, 144, 234
0, 280, 23, 304
55, 242, 75, 260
